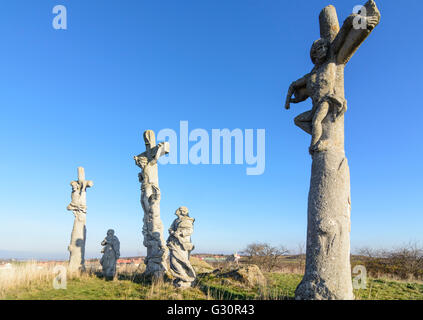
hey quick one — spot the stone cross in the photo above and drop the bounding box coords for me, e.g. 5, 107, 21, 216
284, 1, 380, 299
134, 130, 170, 279
67, 167, 93, 273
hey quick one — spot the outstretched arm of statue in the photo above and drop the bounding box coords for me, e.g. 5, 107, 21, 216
134, 155, 142, 168
285, 75, 309, 110
156, 142, 169, 160
332, 0, 380, 65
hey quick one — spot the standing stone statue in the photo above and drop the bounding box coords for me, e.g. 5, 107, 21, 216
100, 229, 120, 280
134, 130, 170, 279
66, 167, 93, 273
284, 1, 380, 300
167, 206, 196, 288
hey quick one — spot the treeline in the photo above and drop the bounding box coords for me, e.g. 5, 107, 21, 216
354, 243, 423, 280
240, 242, 423, 281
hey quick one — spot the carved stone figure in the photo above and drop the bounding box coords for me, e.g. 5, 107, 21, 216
100, 229, 120, 279
66, 167, 93, 273
167, 206, 196, 288
134, 130, 170, 279
284, 1, 380, 300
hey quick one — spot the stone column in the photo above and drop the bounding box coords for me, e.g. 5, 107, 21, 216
284, 1, 380, 299
67, 167, 93, 273
134, 130, 170, 279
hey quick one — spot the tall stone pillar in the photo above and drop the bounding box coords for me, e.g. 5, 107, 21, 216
284, 1, 380, 299
67, 167, 93, 273
134, 130, 170, 279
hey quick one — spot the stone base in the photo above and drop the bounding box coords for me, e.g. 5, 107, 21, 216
295, 277, 354, 300
67, 263, 85, 275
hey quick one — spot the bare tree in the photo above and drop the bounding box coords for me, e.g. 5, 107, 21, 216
297, 242, 305, 271
242, 243, 289, 272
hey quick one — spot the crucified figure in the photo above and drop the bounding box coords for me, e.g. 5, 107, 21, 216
285, 1, 380, 154
134, 130, 170, 279
285, 0, 381, 300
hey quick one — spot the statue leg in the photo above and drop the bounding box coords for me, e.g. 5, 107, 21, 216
294, 110, 313, 134
310, 101, 329, 152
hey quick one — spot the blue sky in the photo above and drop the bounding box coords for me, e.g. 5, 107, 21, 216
0, 0, 422, 259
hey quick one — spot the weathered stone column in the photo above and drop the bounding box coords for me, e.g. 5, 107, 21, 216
284, 1, 380, 299
134, 130, 170, 279
297, 129, 354, 299
67, 167, 93, 273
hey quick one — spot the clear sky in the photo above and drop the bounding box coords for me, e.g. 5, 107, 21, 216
0, 0, 422, 259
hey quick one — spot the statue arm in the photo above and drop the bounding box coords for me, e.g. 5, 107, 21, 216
155, 142, 169, 161
285, 74, 310, 110
332, 0, 380, 65
144, 143, 169, 166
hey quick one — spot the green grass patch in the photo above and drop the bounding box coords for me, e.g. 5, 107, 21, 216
3, 272, 423, 300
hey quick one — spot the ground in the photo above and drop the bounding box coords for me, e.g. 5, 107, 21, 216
3, 271, 423, 300
2, 257, 423, 300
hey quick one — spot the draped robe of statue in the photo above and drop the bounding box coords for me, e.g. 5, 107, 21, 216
134, 130, 170, 279
100, 229, 120, 279
167, 207, 196, 288
284, 1, 380, 300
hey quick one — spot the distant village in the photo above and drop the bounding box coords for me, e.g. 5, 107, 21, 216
0, 254, 238, 269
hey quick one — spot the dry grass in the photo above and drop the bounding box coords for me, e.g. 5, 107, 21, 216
2, 258, 423, 300
0, 261, 65, 298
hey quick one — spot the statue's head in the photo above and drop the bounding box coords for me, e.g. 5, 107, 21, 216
70, 181, 80, 192
310, 38, 329, 65
107, 229, 115, 237
176, 206, 189, 218
136, 156, 148, 169
143, 130, 156, 149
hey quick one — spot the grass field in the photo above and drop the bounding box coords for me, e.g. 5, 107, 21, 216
2, 264, 423, 300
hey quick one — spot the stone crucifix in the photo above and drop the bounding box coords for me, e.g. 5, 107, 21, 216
134, 130, 170, 279
284, 1, 380, 299
67, 167, 93, 273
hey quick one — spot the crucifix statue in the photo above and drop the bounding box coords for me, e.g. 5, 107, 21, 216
134, 130, 170, 279
67, 167, 93, 273
285, 1, 380, 299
